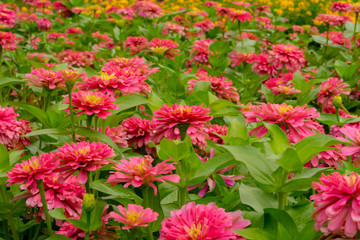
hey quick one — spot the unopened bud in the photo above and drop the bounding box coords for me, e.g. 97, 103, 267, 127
83, 193, 96, 212
333, 96, 342, 108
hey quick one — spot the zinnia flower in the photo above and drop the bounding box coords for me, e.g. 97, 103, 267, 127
133, 0, 163, 18
311, 172, 360, 238
124, 36, 149, 55
243, 103, 324, 143
149, 38, 179, 59
109, 204, 158, 229
0, 31, 17, 50
314, 14, 346, 27
159, 202, 250, 239
57, 49, 96, 68
6, 152, 58, 191
331, 2, 350, 12
151, 103, 213, 144
106, 155, 180, 195
227, 9, 252, 23
0, 4, 16, 28
317, 77, 350, 109
122, 116, 154, 152
25, 68, 65, 90
252, 53, 277, 76
55, 141, 116, 184
190, 39, 213, 65
229, 51, 254, 67
269, 44, 307, 73
64, 91, 119, 119
36, 18, 52, 31
339, 125, 360, 158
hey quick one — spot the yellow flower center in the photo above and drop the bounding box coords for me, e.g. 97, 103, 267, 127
126, 210, 141, 223
150, 46, 169, 55
74, 146, 90, 156
100, 72, 115, 82
84, 93, 103, 104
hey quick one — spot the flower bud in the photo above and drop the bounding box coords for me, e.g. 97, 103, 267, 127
83, 193, 96, 212
333, 96, 342, 108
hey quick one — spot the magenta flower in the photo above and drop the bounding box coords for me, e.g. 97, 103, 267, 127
25, 68, 65, 90
190, 39, 213, 65
243, 103, 324, 143
159, 202, 250, 239
331, 2, 350, 12
0, 5, 16, 28
122, 116, 154, 152
162, 22, 185, 36
314, 14, 347, 27
57, 49, 96, 68
109, 204, 158, 229
317, 78, 350, 109
0, 31, 17, 50
229, 51, 254, 67
311, 172, 360, 238
151, 103, 213, 144
6, 152, 58, 191
101, 125, 128, 148
106, 155, 180, 195
36, 17, 52, 31
55, 141, 116, 184
227, 9, 252, 23
133, 0, 163, 18
64, 91, 119, 119
252, 53, 278, 77
339, 125, 360, 157
149, 38, 180, 59
187, 72, 240, 103
124, 36, 149, 55
269, 44, 307, 73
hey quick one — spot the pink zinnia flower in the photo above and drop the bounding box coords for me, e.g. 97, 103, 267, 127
106, 155, 180, 195
243, 103, 324, 143
227, 9, 252, 23
0, 4, 16, 28
151, 103, 213, 144
55, 141, 116, 184
133, 0, 163, 18
25, 173, 85, 219
100, 125, 128, 148
65, 27, 84, 35
349, 3, 360, 13
0, 106, 32, 151
269, 44, 307, 73
314, 14, 345, 27
331, 2, 351, 12
159, 202, 250, 240
190, 39, 213, 65
252, 53, 277, 76
64, 91, 119, 119
149, 38, 179, 59
109, 204, 158, 229
339, 125, 360, 159
0, 31, 17, 50
187, 72, 240, 103
36, 18, 52, 31
122, 116, 154, 151
229, 51, 254, 67
6, 152, 58, 191
205, 124, 228, 145
311, 172, 360, 238
319, 31, 351, 49
194, 20, 214, 33
57, 49, 96, 68
124, 36, 149, 55
25, 68, 65, 90
317, 78, 350, 108
161, 22, 185, 36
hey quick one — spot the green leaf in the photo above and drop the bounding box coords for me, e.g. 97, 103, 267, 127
261, 85, 274, 103
277, 148, 303, 173
0, 77, 24, 88
48, 208, 67, 220
278, 223, 292, 240
114, 94, 150, 113
49, 208, 88, 231
24, 128, 71, 137
292, 71, 306, 90
263, 122, 289, 155
311, 35, 329, 45
209, 41, 232, 53
187, 81, 211, 106
295, 221, 319, 240
12, 103, 49, 127
239, 183, 277, 213
233, 228, 275, 240
280, 177, 318, 192
89, 200, 107, 231
0, 143, 9, 172
221, 145, 276, 187
264, 208, 298, 239
45, 235, 73, 240
75, 127, 121, 154
157, 136, 193, 162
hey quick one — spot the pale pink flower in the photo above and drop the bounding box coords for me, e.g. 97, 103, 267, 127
0, 106, 32, 151
159, 202, 250, 240
36, 18, 52, 31
25, 68, 65, 90
109, 204, 158, 229
314, 14, 345, 27
107, 155, 180, 195
190, 39, 213, 65
55, 141, 116, 184
317, 78, 350, 108
162, 22, 185, 36
57, 49, 96, 68
319, 31, 351, 49
133, 0, 163, 18
187, 72, 240, 103
311, 172, 360, 238
106, 6, 135, 19
28, 52, 49, 62
0, 31, 17, 50
6, 153, 58, 191
309, 144, 346, 168
348, 3, 360, 13
64, 91, 119, 119
339, 125, 360, 159
151, 103, 213, 144
194, 20, 214, 33
243, 103, 324, 143
100, 125, 128, 148
269, 44, 307, 73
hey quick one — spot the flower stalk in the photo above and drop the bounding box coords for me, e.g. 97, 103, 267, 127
37, 180, 53, 236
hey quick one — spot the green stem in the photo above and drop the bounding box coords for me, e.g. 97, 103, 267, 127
321, 24, 330, 66
2, 220, 9, 240
44, 90, 51, 112
85, 171, 92, 193
336, 107, 341, 124
85, 211, 91, 240
86, 115, 93, 129
94, 116, 99, 132
176, 162, 187, 207
36, 180, 53, 236
68, 90, 76, 142
238, 20, 243, 47
354, 13, 359, 61
0, 185, 19, 240
277, 170, 289, 210
33, 220, 43, 240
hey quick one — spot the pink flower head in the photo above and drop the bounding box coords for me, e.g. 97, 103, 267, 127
0, 31, 17, 50
25, 68, 65, 90
191, 39, 213, 65
317, 78, 350, 108
107, 155, 180, 195
205, 124, 228, 145
122, 116, 154, 151
0, 4, 16, 28
36, 18, 52, 31
349, 3, 360, 13
64, 91, 119, 119
162, 22, 185, 36
187, 72, 240, 103
100, 125, 128, 148
311, 172, 360, 238
229, 51, 254, 67
77, 72, 122, 94
151, 103, 213, 144
25, 173, 85, 219
252, 53, 277, 76
331, 2, 350, 12
65, 27, 84, 35
109, 204, 158, 229
243, 103, 324, 143
0, 106, 32, 151
149, 38, 179, 59
57, 49, 96, 68
55, 141, 116, 184
6, 152, 58, 190
314, 14, 345, 27
227, 9, 252, 23
133, 0, 163, 18
194, 20, 214, 33
159, 202, 250, 239
269, 44, 307, 73
124, 36, 149, 55
319, 31, 351, 49
339, 125, 360, 159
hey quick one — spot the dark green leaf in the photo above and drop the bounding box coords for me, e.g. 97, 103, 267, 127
114, 94, 150, 113
0, 143, 9, 172
277, 148, 303, 173
239, 183, 277, 213
263, 122, 289, 155
233, 228, 275, 240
